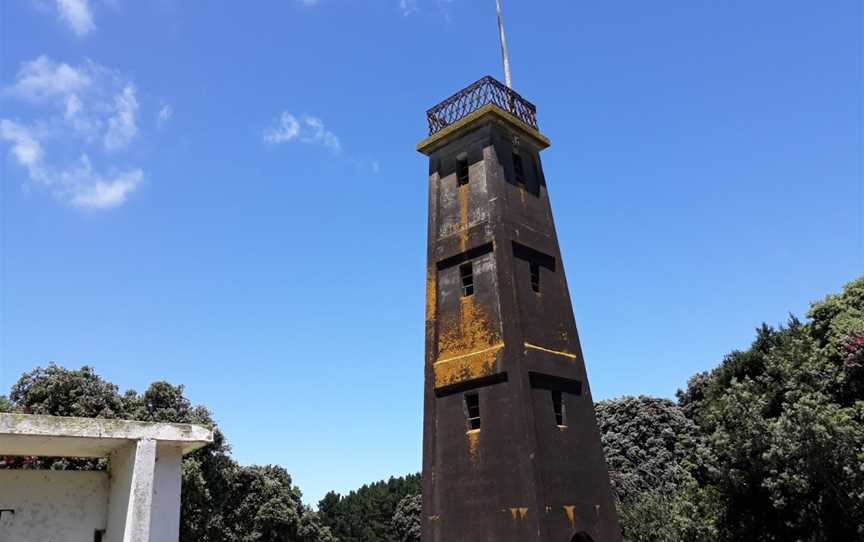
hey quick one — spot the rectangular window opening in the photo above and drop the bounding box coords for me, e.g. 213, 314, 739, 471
457, 158, 470, 186
512, 152, 525, 186
459, 262, 474, 297
530, 262, 541, 293
552, 390, 566, 426
95, 530, 106, 542
465, 392, 481, 430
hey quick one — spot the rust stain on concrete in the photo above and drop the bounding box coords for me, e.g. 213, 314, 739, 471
458, 184, 469, 252
434, 296, 502, 388
508, 507, 529, 520
564, 505, 576, 528
466, 428, 481, 462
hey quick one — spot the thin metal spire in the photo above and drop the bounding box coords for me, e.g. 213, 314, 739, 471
495, 0, 512, 88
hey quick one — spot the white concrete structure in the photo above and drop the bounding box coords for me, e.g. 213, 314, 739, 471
0, 413, 213, 542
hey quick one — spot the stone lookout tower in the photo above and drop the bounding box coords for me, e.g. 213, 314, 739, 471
416, 77, 622, 542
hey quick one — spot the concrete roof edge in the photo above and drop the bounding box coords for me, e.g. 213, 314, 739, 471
0, 413, 214, 446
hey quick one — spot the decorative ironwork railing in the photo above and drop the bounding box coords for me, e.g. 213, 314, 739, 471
426, 76, 538, 136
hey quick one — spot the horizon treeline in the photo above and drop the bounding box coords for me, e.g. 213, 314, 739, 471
2, 275, 862, 541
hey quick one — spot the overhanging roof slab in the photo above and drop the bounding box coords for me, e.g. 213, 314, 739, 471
0, 413, 213, 458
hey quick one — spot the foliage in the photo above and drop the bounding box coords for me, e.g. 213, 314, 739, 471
676, 276, 864, 541
3, 364, 334, 542
595, 396, 718, 541
391, 494, 421, 542
616, 483, 718, 542
5, 276, 863, 542
318, 473, 421, 542
595, 395, 711, 503
358, 276, 864, 542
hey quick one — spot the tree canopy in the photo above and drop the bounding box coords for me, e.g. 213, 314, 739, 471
3, 275, 861, 541
367, 276, 864, 542
2, 364, 335, 542
318, 473, 421, 542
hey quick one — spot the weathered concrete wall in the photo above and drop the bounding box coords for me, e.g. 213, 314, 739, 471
0, 413, 212, 542
0, 470, 108, 542
107, 439, 156, 542
149, 444, 183, 541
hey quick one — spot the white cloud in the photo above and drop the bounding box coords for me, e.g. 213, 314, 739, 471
0, 125, 143, 209
263, 112, 300, 144
8, 55, 92, 102
104, 84, 138, 151
157, 105, 173, 128
63, 156, 143, 209
400, 0, 418, 16
0, 120, 44, 167
1, 56, 150, 209
263, 112, 340, 154
300, 115, 341, 153
56, 0, 96, 36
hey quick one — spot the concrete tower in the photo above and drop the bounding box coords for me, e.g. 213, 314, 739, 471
417, 77, 622, 542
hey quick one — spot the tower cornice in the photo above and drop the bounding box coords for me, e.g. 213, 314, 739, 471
417, 103, 551, 155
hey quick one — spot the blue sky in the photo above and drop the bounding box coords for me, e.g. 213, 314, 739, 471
1, 0, 861, 504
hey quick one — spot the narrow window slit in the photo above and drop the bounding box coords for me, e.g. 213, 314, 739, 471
457, 158, 469, 186
460, 262, 474, 297
552, 390, 566, 426
465, 392, 481, 430
529, 262, 541, 293
512, 152, 525, 187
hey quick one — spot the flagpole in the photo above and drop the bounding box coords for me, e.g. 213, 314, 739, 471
496, 0, 512, 88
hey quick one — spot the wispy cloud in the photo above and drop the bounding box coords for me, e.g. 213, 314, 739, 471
8, 55, 92, 102
104, 84, 139, 151
0, 120, 44, 167
157, 104, 173, 128
1, 55, 153, 209
263, 112, 300, 145
400, 0, 418, 16
0, 121, 143, 209
56, 0, 96, 36
263, 112, 341, 154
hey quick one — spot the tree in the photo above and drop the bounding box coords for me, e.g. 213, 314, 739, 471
595, 396, 717, 541
391, 494, 421, 542
318, 473, 421, 542
3, 363, 334, 542
676, 276, 864, 542
595, 396, 711, 503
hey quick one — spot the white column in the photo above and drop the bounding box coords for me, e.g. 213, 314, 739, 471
106, 439, 157, 542
149, 443, 184, 541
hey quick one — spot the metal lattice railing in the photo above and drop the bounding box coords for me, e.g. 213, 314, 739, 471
426, 76, 538, 136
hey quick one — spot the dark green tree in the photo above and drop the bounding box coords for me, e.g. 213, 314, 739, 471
595, 396, 717, 541
4, 364, 334, 542
595, 396, 711, 502
677, 276, 864, 542
391, 494, 421, 542
318, 473, 421, 542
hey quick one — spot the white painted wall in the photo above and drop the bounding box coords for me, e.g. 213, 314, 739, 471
149, 444, 184, 541
0, 414, 212, 542
107, 439, 157, 542
0, 470, 108, 542
107, 441, 136, 541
